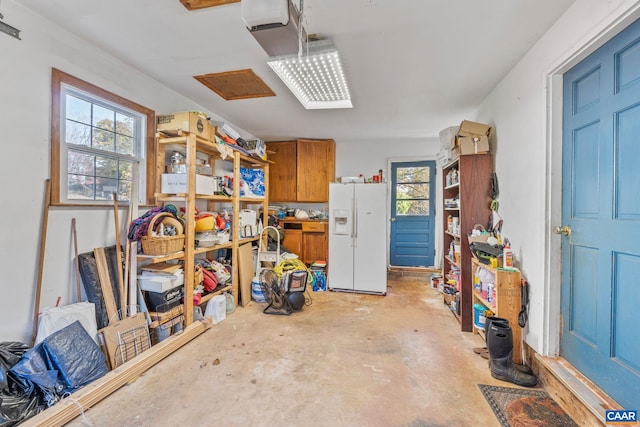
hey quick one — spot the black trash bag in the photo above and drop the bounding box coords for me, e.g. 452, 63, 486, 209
41, 320, 108, 393
0, 342, 46, 427
0, 342, 29, 392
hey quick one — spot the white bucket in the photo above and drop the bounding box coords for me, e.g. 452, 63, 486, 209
251, 277, 266, 302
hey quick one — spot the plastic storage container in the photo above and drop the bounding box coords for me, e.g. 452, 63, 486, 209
473, 303, 487, 330
205, 294, 227, 324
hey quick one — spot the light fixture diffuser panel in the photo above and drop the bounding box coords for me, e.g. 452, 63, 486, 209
268, 47, 352, 109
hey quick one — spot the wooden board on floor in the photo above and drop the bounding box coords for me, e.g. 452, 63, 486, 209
20, 321, 211, 427
99, 312, 148, 370
237, 242, 254, 307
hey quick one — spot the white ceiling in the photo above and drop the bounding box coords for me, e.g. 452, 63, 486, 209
19, 0, 575, 143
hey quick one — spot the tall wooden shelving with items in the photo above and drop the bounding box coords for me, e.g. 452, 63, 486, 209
471, 258, 522, 363
442, 154, 492, 332
144, 132, 269, 326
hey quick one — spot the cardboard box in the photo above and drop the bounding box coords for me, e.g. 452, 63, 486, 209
161, 173, 215, 195
244, 139, 266, 159
157, 112, 210, 140
457, 120, 492, 138
458, 135, 489, 156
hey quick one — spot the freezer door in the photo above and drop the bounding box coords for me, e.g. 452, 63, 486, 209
353, 184, 387, 294
328, 183, 355, 290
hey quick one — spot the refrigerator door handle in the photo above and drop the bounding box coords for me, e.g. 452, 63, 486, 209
352, 197, 357, 240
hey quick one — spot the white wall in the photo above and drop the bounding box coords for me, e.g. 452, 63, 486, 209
0, 1, 247, 344
474, 0, 640, 356
337, 138, 443, 268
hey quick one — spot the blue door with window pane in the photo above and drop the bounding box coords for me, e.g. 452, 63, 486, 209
389, 161, 435, 266
561, 17, 640, 409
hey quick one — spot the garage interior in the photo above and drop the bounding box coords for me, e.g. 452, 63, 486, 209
2, 0, 640, 426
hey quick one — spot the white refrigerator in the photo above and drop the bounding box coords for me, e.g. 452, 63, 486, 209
328, 182, 387, 295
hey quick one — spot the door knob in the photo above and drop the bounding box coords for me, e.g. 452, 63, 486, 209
390, 218, 396, 222
553, 225, 572, 236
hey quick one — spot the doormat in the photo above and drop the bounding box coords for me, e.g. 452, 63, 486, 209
478, 384, 578, 427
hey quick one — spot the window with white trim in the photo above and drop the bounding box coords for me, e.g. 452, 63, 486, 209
51, 68, 155, 206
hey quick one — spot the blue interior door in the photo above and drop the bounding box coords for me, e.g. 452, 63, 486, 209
389, 161, 435, 267
561, 17, 640, 409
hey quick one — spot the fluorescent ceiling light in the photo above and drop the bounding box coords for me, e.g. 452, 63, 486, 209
267, 42, 352, 109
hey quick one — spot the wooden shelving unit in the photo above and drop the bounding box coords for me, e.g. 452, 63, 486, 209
146, 132, 269, 327
471, 258, 523, 364
441, 154, 493, 332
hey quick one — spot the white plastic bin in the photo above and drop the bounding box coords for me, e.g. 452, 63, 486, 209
205, 294, 227, 324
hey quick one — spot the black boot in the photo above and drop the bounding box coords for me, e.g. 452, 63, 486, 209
487, 321, 537, 387
485, 316, 532, 374
474, 316, 509, 359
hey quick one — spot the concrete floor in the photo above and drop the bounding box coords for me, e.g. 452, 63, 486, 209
66, 279, 533, 427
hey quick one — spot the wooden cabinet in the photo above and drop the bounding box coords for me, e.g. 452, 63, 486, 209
471, 258, 522, 364
265, 141, 297, 202
301, 222, 327, 264
282, 227, 303, 258
281, 219, 328, 265
266, 139, 335, 203
442, 154, 493, 332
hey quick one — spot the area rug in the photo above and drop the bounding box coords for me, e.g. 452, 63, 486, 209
478, 384, 578, 427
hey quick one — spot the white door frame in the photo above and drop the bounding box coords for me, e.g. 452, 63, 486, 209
542, 3, 640, 356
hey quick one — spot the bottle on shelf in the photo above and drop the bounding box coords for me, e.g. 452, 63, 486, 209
503, 239, 513, 268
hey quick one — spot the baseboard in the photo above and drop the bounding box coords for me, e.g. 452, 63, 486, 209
531, 352, 623, 426
387, 266, 439, 282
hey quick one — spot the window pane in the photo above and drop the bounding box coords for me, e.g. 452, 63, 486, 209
116, 112, 134, 137
396, 200, 430, 215
96, 178, 118, 200
118, 180, 132, 202
96, 155, 118, 179
93, 128, 115, 151
66, 120, 91, 146
397, 183, 430, 199
68, 150, 95, 175
116, 134, 133, 155
93, 104, 114, 131
66, 95, 91, 124
68, 174, 95, 200
397, 167, 430, 183
118, 161, 133, 180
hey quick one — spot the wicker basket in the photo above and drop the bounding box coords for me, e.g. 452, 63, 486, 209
141, 212, 185, 255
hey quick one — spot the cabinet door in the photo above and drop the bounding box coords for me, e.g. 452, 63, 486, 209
303, 231, 327, 264
296, 139, 335, 202
282, 228, 303, 259
266, 141, 297, 202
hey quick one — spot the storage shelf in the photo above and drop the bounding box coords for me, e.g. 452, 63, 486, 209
444, 255, 460, 268
199, 284, 232, 305
194, 242, 232, 255
155, 193, 233, 203
472, 289, 493, 309
155, 131, 270, 314
137, 251, 185, 264
441, 154, 493, 332
444, 182, 460, 190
